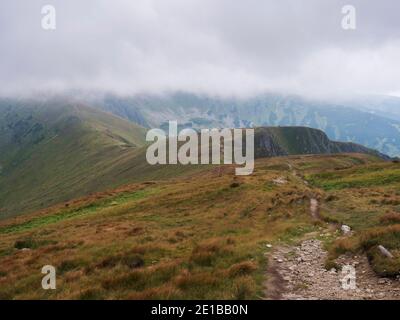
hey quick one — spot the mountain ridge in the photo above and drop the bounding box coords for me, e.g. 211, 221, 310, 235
0, 100, 389, 219
94, 92, 400, 157
253, 126, 389, 160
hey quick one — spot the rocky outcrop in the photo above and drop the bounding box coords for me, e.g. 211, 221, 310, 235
254, 127, 390, 160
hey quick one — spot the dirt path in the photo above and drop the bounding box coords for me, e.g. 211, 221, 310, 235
265, 239, 400, 300
264, 197, 400, 300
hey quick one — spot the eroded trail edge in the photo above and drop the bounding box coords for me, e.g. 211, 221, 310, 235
266, 239, 400, 300
264, 197, 400, 300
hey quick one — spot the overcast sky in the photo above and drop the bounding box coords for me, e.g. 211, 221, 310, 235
1, 0, 400, 98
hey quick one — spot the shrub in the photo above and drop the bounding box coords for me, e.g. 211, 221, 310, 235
14, 238, 37, 249
228, 261, 257, 278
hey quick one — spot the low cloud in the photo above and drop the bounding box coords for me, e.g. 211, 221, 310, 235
1, 0, 400, 98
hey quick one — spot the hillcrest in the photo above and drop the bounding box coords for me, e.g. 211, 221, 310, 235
146, 121, 254, 176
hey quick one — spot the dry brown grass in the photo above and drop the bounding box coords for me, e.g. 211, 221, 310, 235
228, 261, 258, 278
380, 212, 400, 225
0, 153, 382, 299
232, 276, 257, 300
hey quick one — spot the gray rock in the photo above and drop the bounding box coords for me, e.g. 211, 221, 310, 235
341, 225, 351, 235
377, 245, 394, 259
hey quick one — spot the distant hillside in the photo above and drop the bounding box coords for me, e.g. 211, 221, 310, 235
0, 99, 137, 218
95, 92, 400, 157
253, 127, 389, 160
0, 99, 388, 219
0, 99, 203, 219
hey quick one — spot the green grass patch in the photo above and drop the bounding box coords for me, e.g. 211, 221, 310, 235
0, 188, 156, 234
307, 168, 400, 190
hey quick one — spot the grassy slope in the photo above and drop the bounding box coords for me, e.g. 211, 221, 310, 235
0, 101, 204, 219
0, 153, 390, 300
264, 126, 330, 154
305, 158, 400, 276
256, 126, 385, 157
0, 102, 384, 221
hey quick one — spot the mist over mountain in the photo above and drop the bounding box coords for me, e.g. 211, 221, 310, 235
1, 1, 399, 156
90, 92, 400, 157
337, 95, 400, 121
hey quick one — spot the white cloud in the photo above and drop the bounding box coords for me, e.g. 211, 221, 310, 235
0, 0, 400, 98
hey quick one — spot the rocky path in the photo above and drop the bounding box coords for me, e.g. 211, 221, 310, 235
264, 195, 400, 300
265, 239, 400, 300
264, 170, 400, 300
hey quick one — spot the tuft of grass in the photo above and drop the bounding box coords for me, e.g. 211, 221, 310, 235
380, 212, 400, 225
232, 276, 256, 300
190, 241, 228, 267
228, 261, 258, 278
